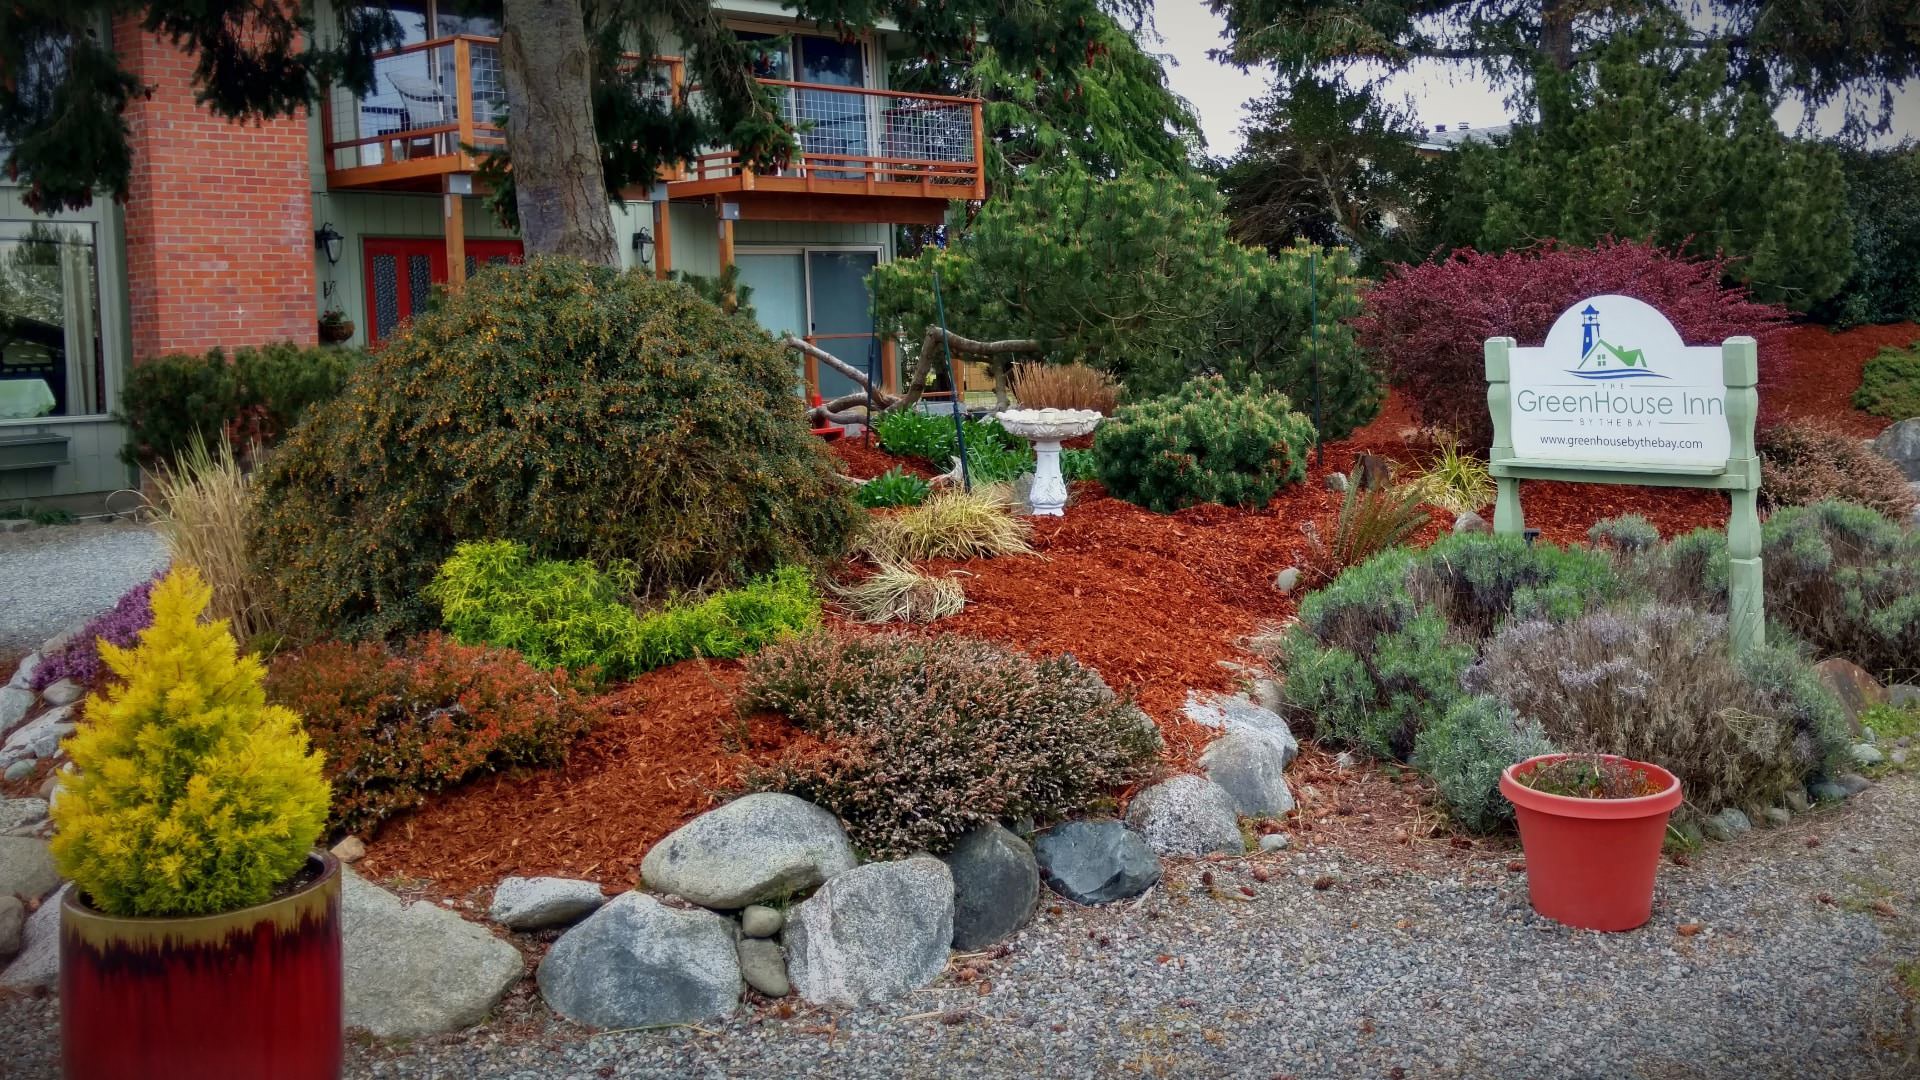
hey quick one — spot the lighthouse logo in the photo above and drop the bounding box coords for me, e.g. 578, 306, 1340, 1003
1567, 304, 1668, 381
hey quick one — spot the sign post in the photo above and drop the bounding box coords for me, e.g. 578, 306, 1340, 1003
1485, 295, 1764, 655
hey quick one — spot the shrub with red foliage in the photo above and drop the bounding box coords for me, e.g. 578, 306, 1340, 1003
1356, 240, 1791, 451
265, 634, 602, 835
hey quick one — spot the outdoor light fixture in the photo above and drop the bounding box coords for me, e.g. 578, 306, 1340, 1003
314, 223, 344, 266
631, 228, 655, 267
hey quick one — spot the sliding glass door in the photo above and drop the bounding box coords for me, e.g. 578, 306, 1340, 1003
735, 247, 880, 402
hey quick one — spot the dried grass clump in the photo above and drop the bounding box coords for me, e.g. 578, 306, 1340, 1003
148, 437, 276, 642
1758, 419, 1917, 520
1010, 362, 1121, 415
859, 484, 1034, 563
1407, 437, 1493, 514
741, 631, 1160, 857
833, 562, 966, 623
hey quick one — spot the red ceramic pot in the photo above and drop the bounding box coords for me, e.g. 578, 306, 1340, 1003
1500, 754, 1683, 932
61, 851, 343, 1080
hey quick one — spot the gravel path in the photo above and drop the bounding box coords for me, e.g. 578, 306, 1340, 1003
4, 777, 1916, 1079
0, 522, 168, 653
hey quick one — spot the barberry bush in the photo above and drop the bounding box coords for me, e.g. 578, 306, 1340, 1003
1092, 375, 1316, 513
51, 568, 328, 916
1758, 420, 1917, 521
1356, 240, 1790, 451
264, 634, 602, 835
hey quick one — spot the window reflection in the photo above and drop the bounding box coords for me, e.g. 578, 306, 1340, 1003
0, 221, 103, 420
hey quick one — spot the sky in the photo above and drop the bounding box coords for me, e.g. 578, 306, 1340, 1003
1147, 0, 1918, 159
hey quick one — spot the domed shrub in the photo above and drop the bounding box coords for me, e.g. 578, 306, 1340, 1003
50, 568, 329, 917
254, 258, 858, 639
1093, 375, 1315, 513
1759, 420, 1917, 521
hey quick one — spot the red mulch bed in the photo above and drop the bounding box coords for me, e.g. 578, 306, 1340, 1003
362, 325, 1902, 895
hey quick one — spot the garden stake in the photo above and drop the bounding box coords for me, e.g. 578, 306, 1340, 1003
1310, 248, 1323, 467
865, 287, 882, 447
933, 269, 972, 492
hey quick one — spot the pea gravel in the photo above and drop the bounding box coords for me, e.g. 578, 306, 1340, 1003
4, 777, 1917, 1079
0, 521, 167, 652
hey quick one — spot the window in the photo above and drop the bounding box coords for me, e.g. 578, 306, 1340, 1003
0, 221, 104, 421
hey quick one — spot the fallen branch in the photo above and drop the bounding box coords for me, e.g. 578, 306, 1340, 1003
785, 331, 1048, 426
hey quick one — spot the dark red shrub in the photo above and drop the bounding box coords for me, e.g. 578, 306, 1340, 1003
1356, 240, 1791, 451
265, 634, 603, 835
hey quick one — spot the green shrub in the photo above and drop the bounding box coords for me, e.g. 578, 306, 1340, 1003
425, 539, 821, 682
1061, 448, 1098, 482
873, 409, 962, 462
264, 634, 603, 835
118, 343, 360, 468
741, 632, 1160, 857
1093, 375, 1316, 513
1466, 605, 1851, 813
1853, 341, 1920, 421
1305, 477, 1428, 577
854, 467, 932, 509
254, 258, 856, 639
1814, 147, 1920, 328
964, 439, 1037, 485
1411, 696, 1554, 834
1587, 514, 1660, 555
1759, 420, 1917, 520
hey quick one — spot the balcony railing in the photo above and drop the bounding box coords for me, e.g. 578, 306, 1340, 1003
321, 35, 505, 182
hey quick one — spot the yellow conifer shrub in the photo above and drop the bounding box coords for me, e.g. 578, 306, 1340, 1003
50, 567, 329, 917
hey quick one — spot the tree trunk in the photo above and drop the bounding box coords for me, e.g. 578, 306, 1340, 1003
500, 0, 616, 264
1539, 0, 1576, 72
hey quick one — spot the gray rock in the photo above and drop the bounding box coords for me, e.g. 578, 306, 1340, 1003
0, 894, 20, 959
2, 761, 31, 783
0, 705, 74, 765
1259, 833, 1292, 852
1703, 808, 1752, 842
1273, 567, 1302, 594
1198, 733, 1297, 817
1871, 417, 1920, 480
1763, 807, 1792, 829
6, 654, 39, 691
1890, 684, 1920, 709
0, 836, 58, 901
737, 937, 790, 998
1248, 677, 1284, 715
640, 792, 857, 910
0, 883, 64, 990
0, 687, 32, 738
940, 823, 1038, 951
1852, 743, 1885, 767
1811, 780, 1850, 803
330, 835, 367, 864
342, 868, 524, 1037
1126, 775, 1243, 857
1838, 773, 1873, 795
538, 892, 741, 1029
740, 905, 783, 939
1784, 789, 1812, 814
0, 798, 48, 833
38, 679, 82, 707
490, 876, 607, 930
1813, 658, 1888, 736
784, 857, 954, 1007
1325, 472, 1349, 493
1181, 691, 1298, 765
1454, 511, 1490, 535
1892, 748, 1909, 767
1033, 819, 1161, 905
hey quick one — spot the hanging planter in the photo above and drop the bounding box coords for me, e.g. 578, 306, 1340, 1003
1500, 753, 1683, 932
318, 311, 355, 344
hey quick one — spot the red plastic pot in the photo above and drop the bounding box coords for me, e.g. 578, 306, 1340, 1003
60, 851, 343, 1080
1500, 754, 1683, 932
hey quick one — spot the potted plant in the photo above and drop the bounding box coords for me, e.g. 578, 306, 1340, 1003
1499, 753, 1683, 932
318, 308, 355, 344
50, 567, 338, 1079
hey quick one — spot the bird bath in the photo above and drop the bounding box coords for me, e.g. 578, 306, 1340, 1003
996, 408, 1103, 516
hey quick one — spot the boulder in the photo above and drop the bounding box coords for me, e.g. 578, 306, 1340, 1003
639, 792, 857, 910
39, 680, 83, 708
490, 876, 607, 930
2, 761, 31, 784
1273, 567, 1302, 594
1259, 833, 1292, 852
342, 868, 524, 1037
740, 905, 783, 939
1811, 780, 1850, 803
1763, 807, 1792, 829
1838, 773, 1873, 795
1181, 691, 1298, 766
0, 798, 48, 833
1871, 417, 1920, 481
1784, 789, 1812, 814
1198, 733, 1297, 817
785, 857, 953, 1007
0, 836, 59, 901
6, 654, 39, 691
1889, 684, 1920, 709
1813, 659, 1887, 735
1325, 472, 1349, 493
939, 823, 1039, 950
330, 835, 367, 864
0, 687, 32, 738
538, 892, 741, 1029
1125, 775, 1243, 857
0, 705, 74, 766
1033, 819, 1160, 905
0, 883, 65, 990
1453, 511, 1490, 535
1853, 744, 1885, 768
737, 937, 790, 997
1702, 808, 1752, 842
0, 894, 20, 959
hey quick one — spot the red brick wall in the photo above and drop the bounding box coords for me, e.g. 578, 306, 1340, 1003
114, 18, 315, 361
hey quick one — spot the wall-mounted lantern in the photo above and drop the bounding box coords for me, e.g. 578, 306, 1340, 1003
314, 223, 344, 266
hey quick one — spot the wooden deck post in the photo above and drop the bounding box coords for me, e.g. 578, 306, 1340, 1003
653, 199, 672, 279
444, 188, 467, 288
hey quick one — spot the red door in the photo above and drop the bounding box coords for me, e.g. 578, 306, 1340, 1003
363, 237, 524, 344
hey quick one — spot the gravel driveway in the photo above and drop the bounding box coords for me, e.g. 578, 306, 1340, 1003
0, 522, 168, 653
4, 777, 1916, 1079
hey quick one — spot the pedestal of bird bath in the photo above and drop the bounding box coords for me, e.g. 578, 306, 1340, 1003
996, 408, 1103, 516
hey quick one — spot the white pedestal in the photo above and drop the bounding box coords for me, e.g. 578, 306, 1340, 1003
1029, 439, 1068, 516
